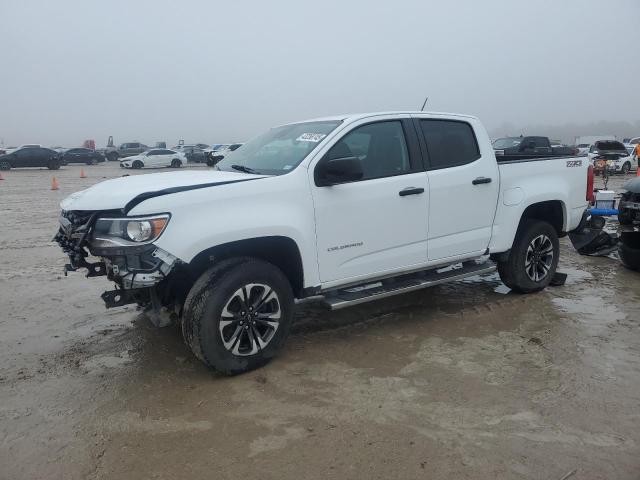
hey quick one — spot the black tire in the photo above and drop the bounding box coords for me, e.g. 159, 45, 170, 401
497, 219, 559, 293
618, 192, 634, 225
132, 160, 143, 169
0, 160, 10, 171
206, 159, 214, 167
619, 233, 640, 271
47, 158, 61, 170
86, 158, 97, 166
182, 258, 294, 375
107, 152, 118, 162
171, 158, 182, 168
622, 162, 631, 175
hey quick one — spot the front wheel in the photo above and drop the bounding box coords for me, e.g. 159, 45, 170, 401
171, 158, 182, 168
622, 162, 631, 175
497, 219, 559, 293
132, 160, 143, 169
0, 160, 10, 171
182, 258, 294, 375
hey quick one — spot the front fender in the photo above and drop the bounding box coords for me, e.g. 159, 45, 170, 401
128, 170, 321, 287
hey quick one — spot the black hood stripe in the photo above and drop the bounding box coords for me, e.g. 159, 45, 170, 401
123, 177, 263, 214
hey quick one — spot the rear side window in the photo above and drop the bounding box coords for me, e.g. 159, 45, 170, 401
420, 120, 480, 169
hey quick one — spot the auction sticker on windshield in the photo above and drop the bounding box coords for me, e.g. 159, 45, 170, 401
297, 133, 326, 143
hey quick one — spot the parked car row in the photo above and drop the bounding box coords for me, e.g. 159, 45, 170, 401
492, 135, 639, 175
0, 141, 245, 171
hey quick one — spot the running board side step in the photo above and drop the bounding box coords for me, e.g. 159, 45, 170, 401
323, 262, 497, 310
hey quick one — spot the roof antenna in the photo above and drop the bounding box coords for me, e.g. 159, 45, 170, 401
420, 96, 429, 111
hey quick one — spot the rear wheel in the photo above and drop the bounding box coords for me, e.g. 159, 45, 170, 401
47, 158, 61, 170
171, 158, 182, 168
132, 160, 143, 169
497, 219, 559, 293
182, 258, 294, 375
86, 158, 97, 165
0, 160, 10, 171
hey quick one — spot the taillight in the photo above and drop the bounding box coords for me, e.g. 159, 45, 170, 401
586, 164, 595, 203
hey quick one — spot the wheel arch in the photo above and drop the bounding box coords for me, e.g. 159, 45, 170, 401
188, 236, 305, 297
518, 200, 566, 237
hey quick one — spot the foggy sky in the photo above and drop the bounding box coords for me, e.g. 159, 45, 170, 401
1, 0, 639, 148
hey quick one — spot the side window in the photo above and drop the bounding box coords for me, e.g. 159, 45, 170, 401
534, 137, 548, 148
325, 121, 411, 180
420, 120, 480, 169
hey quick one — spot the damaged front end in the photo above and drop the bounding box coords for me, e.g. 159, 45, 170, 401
54, 209, 181, 325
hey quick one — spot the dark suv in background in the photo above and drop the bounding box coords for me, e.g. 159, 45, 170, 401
118, 142, 149, 158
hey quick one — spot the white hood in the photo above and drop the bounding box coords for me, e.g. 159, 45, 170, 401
60, 170, 264, 211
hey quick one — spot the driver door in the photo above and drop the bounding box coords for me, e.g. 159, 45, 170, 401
310, 118, 429, 286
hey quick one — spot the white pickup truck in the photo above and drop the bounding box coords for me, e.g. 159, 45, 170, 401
55, 111, 593, 374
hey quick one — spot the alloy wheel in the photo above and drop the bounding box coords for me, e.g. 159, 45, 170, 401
525, 234, 554, 282
219, 283, 281, 356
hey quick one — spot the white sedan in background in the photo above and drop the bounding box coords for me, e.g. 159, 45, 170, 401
120, 149, 186, 169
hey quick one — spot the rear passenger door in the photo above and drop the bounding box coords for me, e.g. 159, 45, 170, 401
415, 117, 499, 262
158, 149, 173, 166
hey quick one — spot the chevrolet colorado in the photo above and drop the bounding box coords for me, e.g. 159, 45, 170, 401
55, 112, 592, 374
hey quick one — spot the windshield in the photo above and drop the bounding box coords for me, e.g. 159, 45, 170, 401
215, 120, 342, 175
493, 137, 522, 149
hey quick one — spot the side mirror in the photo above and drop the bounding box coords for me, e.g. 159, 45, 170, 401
315, 156, 363, 186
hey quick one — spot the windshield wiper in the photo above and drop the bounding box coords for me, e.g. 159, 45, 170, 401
231, 164, 259, 174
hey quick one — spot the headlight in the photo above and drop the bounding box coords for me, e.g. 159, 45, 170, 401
91, 214, 170, 248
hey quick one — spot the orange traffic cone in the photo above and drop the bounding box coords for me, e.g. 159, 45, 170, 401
80, 168, 87, 178
51, 177, 59, 190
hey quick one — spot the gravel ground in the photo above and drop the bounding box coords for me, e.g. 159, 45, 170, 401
0, 163, 639, 480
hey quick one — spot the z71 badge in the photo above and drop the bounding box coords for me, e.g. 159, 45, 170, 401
566, 160, 582, 167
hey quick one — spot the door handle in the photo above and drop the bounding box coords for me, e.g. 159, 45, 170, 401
472, 177, 492, 185
399, 187, 425, 196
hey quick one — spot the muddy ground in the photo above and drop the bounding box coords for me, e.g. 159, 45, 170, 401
0, 163, 638, 480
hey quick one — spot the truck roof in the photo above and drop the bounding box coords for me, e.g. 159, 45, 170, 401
282, 111, 479, 126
